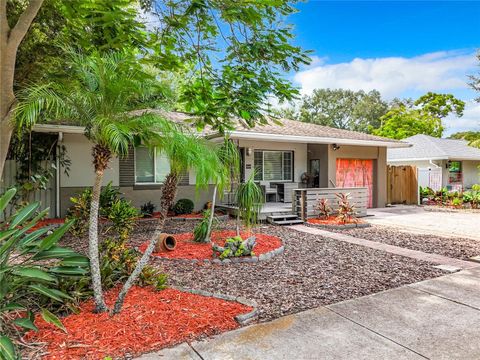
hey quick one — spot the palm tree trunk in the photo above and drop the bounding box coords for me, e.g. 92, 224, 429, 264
89, 169, 108, 312
204, 185, 217, 242
112, 172, 179, 314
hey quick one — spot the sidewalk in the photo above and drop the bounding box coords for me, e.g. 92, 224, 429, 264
138, 267, 480, 360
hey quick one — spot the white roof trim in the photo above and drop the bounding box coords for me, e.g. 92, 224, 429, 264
389, 156, 480, 162
33, 124, 85, 134
228, 131, 410, 148
388, 157, 446, 162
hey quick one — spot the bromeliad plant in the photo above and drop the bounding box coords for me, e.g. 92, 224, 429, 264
0, 188, 89, 359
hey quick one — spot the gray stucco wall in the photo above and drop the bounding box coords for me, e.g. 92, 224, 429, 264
60, 185, 216, 216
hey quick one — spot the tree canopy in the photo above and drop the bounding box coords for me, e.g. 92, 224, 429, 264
373, 93, 465, 140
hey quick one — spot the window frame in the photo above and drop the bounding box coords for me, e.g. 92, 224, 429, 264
134, 146, 170, 185
254, 150, 293, 182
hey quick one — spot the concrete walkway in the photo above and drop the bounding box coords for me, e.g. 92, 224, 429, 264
288, 224, 478, 272
366, 206, 480, 241
139, 268, 480, 359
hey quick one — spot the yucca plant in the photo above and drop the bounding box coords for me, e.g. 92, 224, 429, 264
235, 173, 264, 235
194, 209, 218, 243
0, 188, 89, 359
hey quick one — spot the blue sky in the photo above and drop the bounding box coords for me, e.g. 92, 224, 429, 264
288, 1, 480, 135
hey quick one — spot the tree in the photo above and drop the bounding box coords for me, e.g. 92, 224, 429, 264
293, 89, 388, 132
14, 50, 176, 312
2, 0, 153, 178
112, 124, 222, 313
204, 138, 240, 243
469, 51, 480, 103
1, 0, 44, 179
373, 93, 465, 140
146, 0, 311, 132
449, 131, 480, 142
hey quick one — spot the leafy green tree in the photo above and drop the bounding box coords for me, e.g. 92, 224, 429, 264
145, 0, 311, 132
293, 89, 388, 132
449, 131, 480, 142
373, 93, 465, 139
469, 51, 480, 103
14, 50, 175, 313
113, 123, 223, 313
2, 0, 153, 178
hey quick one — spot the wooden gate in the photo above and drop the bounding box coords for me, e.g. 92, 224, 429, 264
387, 165, 418, 205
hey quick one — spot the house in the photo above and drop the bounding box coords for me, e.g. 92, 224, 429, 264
387, 134, 480, 191
2, 111, 408, 217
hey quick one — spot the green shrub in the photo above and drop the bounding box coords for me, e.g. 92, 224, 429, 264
0, 189, 89, 359
235, 173, 264, 232
104, 199, 139, 240
213, 236, 256, 259
172, 198, 194, 215
193, 209, 218, 243
140, 201, 156, 217
100, 238, 167, 290
66, 183, 131, 238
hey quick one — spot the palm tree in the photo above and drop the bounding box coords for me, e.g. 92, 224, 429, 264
112, 129, 221, 313
203, 138, 240, 242
15, 50, 175, 312
235, 172, 264, 235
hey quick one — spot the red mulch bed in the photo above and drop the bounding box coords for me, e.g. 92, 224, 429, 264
307, 216, 364, 226
27, 287, 252, 359
29, 218, 65, 232
139, 230, 282, 260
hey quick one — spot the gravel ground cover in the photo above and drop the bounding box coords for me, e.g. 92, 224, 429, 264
60, 219, 445, 322
333, 225, 480, 261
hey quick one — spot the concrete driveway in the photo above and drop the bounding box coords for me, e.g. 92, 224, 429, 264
366, 205, 480, 241
139, 267, 480, 359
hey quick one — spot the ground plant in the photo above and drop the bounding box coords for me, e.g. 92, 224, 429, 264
421, 185, 480, 209
140, 201, 156, 217
194, 209, 218, 243
0, 188, 89, 359
212, 236, 256, 259
172, 198, 195, 215
235, 173, 264, 235
315, 198, 333, 219
104, 199, 138, 241
336, 193, 357, 224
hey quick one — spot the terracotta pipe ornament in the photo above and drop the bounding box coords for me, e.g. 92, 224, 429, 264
155, 234, 177, 252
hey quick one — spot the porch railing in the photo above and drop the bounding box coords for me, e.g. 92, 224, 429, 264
292, 187, 368, 220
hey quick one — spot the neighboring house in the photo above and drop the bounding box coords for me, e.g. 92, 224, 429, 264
387, 134, 480, 191
2, 111, 408, 217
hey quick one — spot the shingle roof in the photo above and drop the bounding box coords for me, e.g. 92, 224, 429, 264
229, 118, 405, 144
36, 109, 406, 147
388, 134, 480, 161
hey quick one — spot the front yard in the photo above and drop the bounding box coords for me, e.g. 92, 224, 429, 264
129, 219, 444, 322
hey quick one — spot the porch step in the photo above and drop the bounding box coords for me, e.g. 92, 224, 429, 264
267, 214, 304, 226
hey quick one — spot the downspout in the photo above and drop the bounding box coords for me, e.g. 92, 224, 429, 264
56, 132, 63, 218
429, 160, 440, 168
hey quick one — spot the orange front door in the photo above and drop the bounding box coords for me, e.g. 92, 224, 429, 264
336, 159, 374, 207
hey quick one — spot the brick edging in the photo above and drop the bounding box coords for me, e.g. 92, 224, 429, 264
150, 245, 285, 265
171, 286, 258, 325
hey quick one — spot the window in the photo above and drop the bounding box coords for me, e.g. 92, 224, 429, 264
253, 150, 293, 181
448, 161, 462, 184
135, 147, 171, 184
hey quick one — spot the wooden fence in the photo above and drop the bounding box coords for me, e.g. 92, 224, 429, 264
387, 165, 418, 205
292, 187, 368, 220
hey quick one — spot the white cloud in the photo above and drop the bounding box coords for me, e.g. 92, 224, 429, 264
294, 50, 477, 98
444, 101, 480, 135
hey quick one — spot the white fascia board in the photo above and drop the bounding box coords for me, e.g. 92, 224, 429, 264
225, 131, 411, 148
33, 124, 85, 134
388, 157, 446, 162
